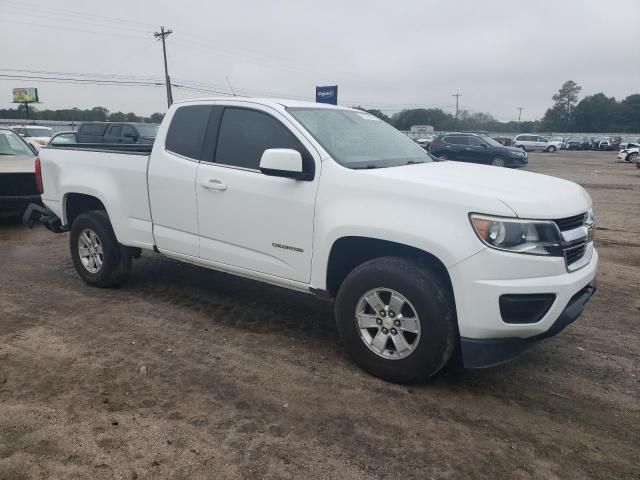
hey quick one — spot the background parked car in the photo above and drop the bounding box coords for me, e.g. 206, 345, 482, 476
48, 131, 78, 146
566, 137, 588, 150
76, 122, 158, 144
513, 134, 562, 152
617, 144, 639, 163
414, 135, 434, 150
429, 132, 528, 167
550, 137, 568, 150
492, 136, 513, 146
0, 127, 40, 215
10, 125, 53, 152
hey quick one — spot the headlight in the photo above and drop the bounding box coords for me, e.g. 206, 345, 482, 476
470, 214, 562, 256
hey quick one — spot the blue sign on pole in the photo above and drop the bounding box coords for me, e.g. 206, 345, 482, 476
316, 85, 338, 105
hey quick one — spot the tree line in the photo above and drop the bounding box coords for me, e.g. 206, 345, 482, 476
0, 105, 165, 124
357, 81, 639, 134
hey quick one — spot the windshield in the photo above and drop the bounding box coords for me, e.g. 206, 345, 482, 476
481, 136, 503, 147
287, 108, 431, 168
136, 125, 159, 137
0, 130, 35, 156
25, 128, 52, 138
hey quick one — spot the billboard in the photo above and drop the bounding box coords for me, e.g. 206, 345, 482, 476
316, 85, 337, 105
13, 87, 39, 103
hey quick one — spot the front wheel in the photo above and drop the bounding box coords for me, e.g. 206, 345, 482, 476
438, 153, 449, 161
629, 152, 638, 163
491, 156, 505, 167
335, 257, 456, 383
547, 145, 556, 152
70, 210, 132, 287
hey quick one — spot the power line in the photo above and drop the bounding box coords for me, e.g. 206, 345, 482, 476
154, 26, 174, 107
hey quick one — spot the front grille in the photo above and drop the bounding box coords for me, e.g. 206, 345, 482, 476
565, 243, 587, 266
550, 212, 591, 269
553, 213, 587, 231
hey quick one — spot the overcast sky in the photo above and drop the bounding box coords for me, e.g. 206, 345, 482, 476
1, 0, 639, 121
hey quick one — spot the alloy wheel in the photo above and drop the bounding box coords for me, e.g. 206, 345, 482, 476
355, 288, 421, 360
78, 228, 104, 274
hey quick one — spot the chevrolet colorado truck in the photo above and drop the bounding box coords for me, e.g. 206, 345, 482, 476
25, 98, 598, 383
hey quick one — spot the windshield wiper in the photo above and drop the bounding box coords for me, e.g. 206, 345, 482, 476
352, 164, 382, 169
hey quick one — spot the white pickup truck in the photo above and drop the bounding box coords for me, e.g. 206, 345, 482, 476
25, 98, 598, 383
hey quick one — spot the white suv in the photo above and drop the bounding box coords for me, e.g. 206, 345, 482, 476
513, 134, 562, 152
10, 125, 53, 152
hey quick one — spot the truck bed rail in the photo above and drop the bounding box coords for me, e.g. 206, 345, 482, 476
44, 143, 153, 155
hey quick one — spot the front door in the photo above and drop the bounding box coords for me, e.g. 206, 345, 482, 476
195, 105, 320, 283
464, 136, 490, 163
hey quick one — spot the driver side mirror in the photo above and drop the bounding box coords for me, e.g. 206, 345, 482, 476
260, 149, 307, 180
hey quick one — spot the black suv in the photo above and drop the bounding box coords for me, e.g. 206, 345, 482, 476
429, 133, 528, 168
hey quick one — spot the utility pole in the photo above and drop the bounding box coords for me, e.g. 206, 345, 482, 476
517, 107, 524, 132
452, 93, 462, 120
154, 26, 173, 108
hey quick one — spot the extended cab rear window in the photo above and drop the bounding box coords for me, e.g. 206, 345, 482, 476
214, 107, 311, 171
165, 105, 213, 160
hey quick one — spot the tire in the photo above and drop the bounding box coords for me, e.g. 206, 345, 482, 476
69, 210, 132, 287
335, 257, 456, 383
491, 156, 505, 167
629, 152, 638, 163
547, 145, 556, 152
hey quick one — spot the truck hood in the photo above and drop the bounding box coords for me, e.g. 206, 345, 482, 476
0, 155, 36, 174
367, 161, 591, 219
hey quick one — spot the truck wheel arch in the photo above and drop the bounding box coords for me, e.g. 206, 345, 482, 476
325, 236, 454, 301
64, 193, 108, 227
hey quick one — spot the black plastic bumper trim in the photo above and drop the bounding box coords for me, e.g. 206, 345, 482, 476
460, 279, 596, 368
22, 203, 67, 233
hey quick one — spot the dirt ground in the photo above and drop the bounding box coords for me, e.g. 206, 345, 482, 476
0, 151, 638, 480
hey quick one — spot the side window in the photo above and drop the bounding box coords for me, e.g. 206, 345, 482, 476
214, 107, 313, 173
538, 136, 548, 143
122, 125, 136, 138
50, 133, 76, 145
467, 136, 484, 147
165, 105, 213, 160
447, 136, 467, 145
109, 125, 122, 137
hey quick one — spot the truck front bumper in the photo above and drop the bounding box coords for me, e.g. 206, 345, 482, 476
449, 245, 598, 368
460, 279, 596, 367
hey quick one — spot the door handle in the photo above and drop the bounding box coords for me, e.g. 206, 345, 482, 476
200, 179, 227, 191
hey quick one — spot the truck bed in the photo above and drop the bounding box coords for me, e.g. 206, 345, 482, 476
39, 144, 155, 249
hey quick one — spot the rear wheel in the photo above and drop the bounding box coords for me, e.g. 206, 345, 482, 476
335, 257, 456, 383
491, 156, 505, 167
70, 210, 131, 287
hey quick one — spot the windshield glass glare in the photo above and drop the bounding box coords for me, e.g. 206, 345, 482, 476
0, 130, 35, 156
287, 108, 431, 169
